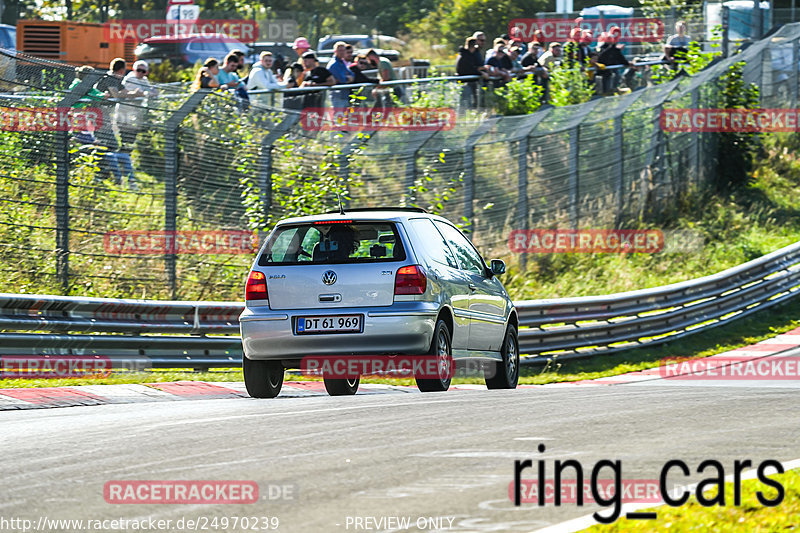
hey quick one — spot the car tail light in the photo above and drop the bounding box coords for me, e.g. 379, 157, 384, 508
245, 271, 268, 300
395, 265, 427, 295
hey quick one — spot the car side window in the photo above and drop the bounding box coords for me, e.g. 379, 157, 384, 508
433, 221, 486, 276
407, 218, 458, 269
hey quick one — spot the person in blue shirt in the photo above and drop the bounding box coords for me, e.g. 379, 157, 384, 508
216, 53, 245, 90
326, 41, 354, 109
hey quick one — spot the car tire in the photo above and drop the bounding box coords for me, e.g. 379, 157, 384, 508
485, 325, 519, 389
243, 356, 284, 398
323, 377, 360, 396
416, 319, 453, 392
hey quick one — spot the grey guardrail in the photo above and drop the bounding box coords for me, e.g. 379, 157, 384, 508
1, 240, 799, 368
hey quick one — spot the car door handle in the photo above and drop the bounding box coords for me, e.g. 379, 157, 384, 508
469, 283, 478, 292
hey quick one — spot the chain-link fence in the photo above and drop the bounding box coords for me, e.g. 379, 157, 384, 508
0, 23, 798, 300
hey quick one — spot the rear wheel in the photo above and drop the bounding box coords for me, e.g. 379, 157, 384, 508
485, 325, 519, 389
416, 319, 452, 392
243, 356, 284, 398
324, 377, 360, 396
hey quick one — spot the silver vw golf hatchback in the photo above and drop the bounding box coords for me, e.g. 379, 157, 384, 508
239, 208, 519, 397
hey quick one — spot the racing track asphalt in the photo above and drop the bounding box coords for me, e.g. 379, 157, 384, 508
2, 374, 799, 533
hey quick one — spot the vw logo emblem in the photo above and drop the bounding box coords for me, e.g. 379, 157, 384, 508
322, 270, 337, 285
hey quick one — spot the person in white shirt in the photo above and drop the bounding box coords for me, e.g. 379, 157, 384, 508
117, 60, 158, 149
247, 52, 285, 107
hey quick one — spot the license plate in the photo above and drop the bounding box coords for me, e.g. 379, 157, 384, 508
295, 315, 362, 334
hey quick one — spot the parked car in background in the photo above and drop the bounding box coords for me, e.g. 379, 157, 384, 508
135, 33, 248, 68
316, 34, 404, 62
239, 207, 519, 398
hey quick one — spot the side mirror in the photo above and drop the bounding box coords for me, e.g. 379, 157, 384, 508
489, 259, 506, 276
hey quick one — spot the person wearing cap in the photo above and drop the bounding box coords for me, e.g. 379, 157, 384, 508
537, 42, 562, 70
299, 51, 335, 108
121, 60, 158, 97
486, 42, 513, 83
118, 60, 158, 153
284, 37, 313, 82
597, 32, 633, 94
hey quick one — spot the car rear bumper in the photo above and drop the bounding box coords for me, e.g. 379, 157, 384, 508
239, 301, 439, 360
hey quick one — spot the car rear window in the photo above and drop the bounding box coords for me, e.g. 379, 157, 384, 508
258, 222, 405, 265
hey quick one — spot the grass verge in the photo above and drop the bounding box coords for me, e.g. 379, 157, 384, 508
583, 468, 800, 532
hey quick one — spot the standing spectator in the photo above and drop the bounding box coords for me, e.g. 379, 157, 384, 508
508, 27, 528, 55
486, 43, 513, 84
579, 30, 594, 63
344, 44, 355, 64
300, 51, 335, 108
664, 21, 691, 65
117, 60, 157, 153
191, 58, 221, 91
366, 48, 400, 106
471, 31, 487, 66
456, 37, 490, 109
508, 46, 525, 77
597, 33, 633, 94
485, 37, 507, 62
326, 41, 355, 108
247, 52, 285, 107
216, 53, 244, 90
538, 42, 562, 69
520, 42, 549, 82
563, 28, 583, 67
350, 54, 378, 84
284, 37, 313, 81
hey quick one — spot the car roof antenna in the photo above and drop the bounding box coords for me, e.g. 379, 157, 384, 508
337, 192, 346, 215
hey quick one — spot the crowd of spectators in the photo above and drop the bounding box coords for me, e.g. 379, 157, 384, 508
184, 36, 398, 110
456, 21, 694, 104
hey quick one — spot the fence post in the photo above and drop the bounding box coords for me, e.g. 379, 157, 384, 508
163, 90, 208, 299
691, 88, 700, 189
462, 118, 497, 235
338, 131, 375, 209
258, 113, 300, 229
402, 130, 438, 205
568, 126, 579, 229
614, 116, 624, 227
55, 72, 102, 294
793, 39, 799, 108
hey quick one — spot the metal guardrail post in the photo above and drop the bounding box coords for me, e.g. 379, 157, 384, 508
163, 90, 208, 299
55, 72, 102, 294
258, 113, 300, 227
568, 126, 580, 228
